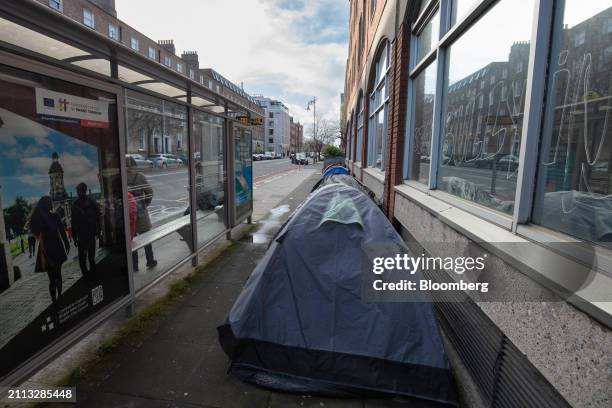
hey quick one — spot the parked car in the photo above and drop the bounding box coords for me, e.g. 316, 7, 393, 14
264, 152, 275, 160
498, 154, 519, 171
178, 154, 189, 165
126, 154, 154, 168
295, 152, 309, 165
148, 153, 183, 168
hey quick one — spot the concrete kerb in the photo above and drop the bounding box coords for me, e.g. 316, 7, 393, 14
14, 223, 254, 408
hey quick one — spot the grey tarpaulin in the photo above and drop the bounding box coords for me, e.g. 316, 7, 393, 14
218, 183, 457, 405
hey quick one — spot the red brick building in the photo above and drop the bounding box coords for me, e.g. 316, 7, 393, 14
35, 0, 263, 119
343, 1, 612, 407
290, 118, 303, 153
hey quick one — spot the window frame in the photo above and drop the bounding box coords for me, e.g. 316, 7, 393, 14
48, 0, 63, 12
402, 0, 553, 230
108, 23, 120, 41
148, 46, 156, 60
367, 41, 391, 170
356, 93, 364, 164
130, 37, 139, 51
404, 0, 443, 185
83, 8, 94, 28
398, 0, 612, 327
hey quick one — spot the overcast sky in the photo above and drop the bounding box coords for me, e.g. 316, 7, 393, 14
115, 0, 348, 131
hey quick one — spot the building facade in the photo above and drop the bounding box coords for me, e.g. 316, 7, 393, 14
254, 96, 292, 156
290, 118, 303, 153
343, 1, 611, 407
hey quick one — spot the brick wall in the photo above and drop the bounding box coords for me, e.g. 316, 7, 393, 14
383, 21, 410, 219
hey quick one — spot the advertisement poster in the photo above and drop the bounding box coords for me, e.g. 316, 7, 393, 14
234, 128, 252, 223
0, 81, 129, 380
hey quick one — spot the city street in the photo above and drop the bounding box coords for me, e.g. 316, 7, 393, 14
253, 158, 294, 179
137, 158, 303, 227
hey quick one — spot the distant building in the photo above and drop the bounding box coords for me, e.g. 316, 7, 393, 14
290, 118, 303, 153
254, 96, 291, 156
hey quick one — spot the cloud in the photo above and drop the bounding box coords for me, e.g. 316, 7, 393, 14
0, 107, 54, 145
115, 0, 348, 133
18, 151, 100, 194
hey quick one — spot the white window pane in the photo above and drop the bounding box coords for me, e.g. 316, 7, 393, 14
533, 0, 612, 248
439, 0, 534, 214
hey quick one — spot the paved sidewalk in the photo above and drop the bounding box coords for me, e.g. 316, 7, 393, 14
67, 171, 443, 408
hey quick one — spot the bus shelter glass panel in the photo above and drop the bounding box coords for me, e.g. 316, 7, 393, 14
533, 1, 612, 249
193, 110, 227, 247
0, 64, 129, 379
438, 0, 534, 214
125, 91, 192, 290
234, 127, 253, 223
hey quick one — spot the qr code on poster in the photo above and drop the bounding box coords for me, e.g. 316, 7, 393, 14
91, 285, 104, 306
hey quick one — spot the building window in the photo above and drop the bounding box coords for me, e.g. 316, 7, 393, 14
208, 79, 212, 88
269, 112, 274, 118
604, 18, 612, 34
356, 94, 364, 163
48, 0, 62, 11
269, 129, 274, 135
189, 69, 195, 80
436, 0, 534, 214
138, 128, 146, 150
574, 31, 586, 47
148, 47, 156, 60
533, 0, 612, 248
108, 24, 120, 41
415, 8, 439, 63
367, 41, 390, 170
200, 74, 204, 84
83, 8, 94, 28
177, 63, 183, 73
268, 120, 274, 127
409, 61, 437, 185
164, 56, 172, 67
131, 37, 139, 51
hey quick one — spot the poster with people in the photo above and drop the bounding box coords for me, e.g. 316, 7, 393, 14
234, 128, 252, 223
0, 70, 130, 381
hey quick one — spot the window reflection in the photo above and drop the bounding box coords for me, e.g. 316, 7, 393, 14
368, 43, 390, 170
533, 1, 612, 248
411, 61, 437, 185
356, 94, 364, 163
453, 0, 479, 24
416, 9, 439, 63
439, 0, 533, 214
125, 91, 191, 289
193, 111, 227, 247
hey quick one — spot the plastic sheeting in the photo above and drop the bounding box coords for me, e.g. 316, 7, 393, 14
218, 183, 457, 405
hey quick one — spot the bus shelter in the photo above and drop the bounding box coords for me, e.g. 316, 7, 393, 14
0, 0, 259, 385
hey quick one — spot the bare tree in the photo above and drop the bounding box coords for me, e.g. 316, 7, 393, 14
306, 116, 342, 158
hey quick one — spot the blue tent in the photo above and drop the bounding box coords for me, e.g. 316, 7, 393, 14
218, 183, 457, 405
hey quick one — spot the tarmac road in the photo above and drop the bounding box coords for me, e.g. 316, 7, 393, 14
253, 158, 294, 179
136, 159, 303, 227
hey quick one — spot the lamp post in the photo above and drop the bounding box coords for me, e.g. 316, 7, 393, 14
306, 96, 317, 162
